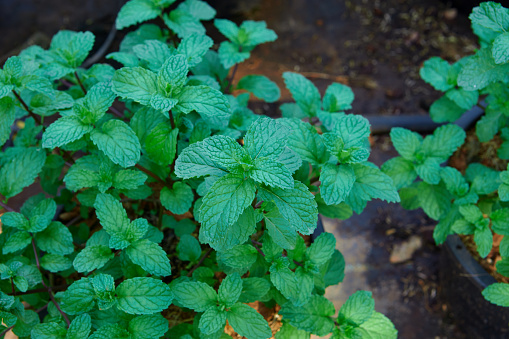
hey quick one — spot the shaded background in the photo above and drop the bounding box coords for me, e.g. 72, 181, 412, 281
0, 0, 502, 338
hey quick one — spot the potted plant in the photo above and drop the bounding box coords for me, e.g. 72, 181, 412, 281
381, 1, 509, 335
0, 0, 401, 338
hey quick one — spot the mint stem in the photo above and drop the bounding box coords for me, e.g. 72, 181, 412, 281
11, 90, 42, 125
31, 238, 71, 327
187, 247, 213, 277
74, 71, 87, 95
0, 201, 14, 212
135, 164, 166, 185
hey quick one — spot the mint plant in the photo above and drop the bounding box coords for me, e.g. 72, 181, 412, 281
0, 0, 400, 338
383, 1, 509, 310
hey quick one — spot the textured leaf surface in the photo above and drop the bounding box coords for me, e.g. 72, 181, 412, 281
117, 277, 173, 314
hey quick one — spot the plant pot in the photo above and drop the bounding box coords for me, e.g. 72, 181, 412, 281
440, 235, 509, 338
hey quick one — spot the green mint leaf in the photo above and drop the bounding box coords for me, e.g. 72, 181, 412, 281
429, 95, 465, 123
474, 223, 493, 258
419, 57, 454, 91
128, 314, 169, 339
264, 209, 297, 250
357, 312, 398, 339
258, 181, 318, 235
389, 127, 422, 160
74, 82, 116, 124
3, 230, 31, 254
280, 118, 328, 165
88, 324, 130, 339
483, 283, 509, 307
112, 67, 158, 105
1, 212, 29, 230
459, 204, 484, 224
306, 232, 336, 267
446, 88, 479, 110
283, 72, 321, 117
161, 182, 194, 215
338, 291, 374, 326
279, 295, 335, 336
177, 33, 214, 67
227, 303, 272, 339
13, 276, 28, 292
178, 0, 215, 20
493, 32, 509, 63
117, 277, 173, 314
217, 244, 258, 274
125, 239, 172, 276
73, 245, 114, 273
61, 278, 96, 315
238, 277, 271, 303
40, 254, 72, 273
201, 205, 256, 252
131, 40, 170, 72
240, 20, 277, 46
470, 2, 509, 33
320, 163, 355, 205
417, 182, 451, 220
316, 194, 353, 220
189, 120, 212, 144
217, 41, 251, 69
34, 221, 73, 256
163, 9, 205, 38
0, 97, 15, 147
199, 174, 256, 243
199, 306, 227, 335
13, 310, 39, 338
441, 166, 470, 197
269, 257, 298, 302
50, 30, 95, 68
458, 47, 509, 90
421, 124, 466, 162
415, 158, 441, 184
66, 313, 92, 339
199, 135, 247, 170
145, 123, 178, 166
31, 322, 67, 338
323, 249, 345, 287
214, 19, 239, 42
491, 208, 509, 235
91, 120, 141, 168
172, 281, 217, 312
175, 139, 228, 179
275, 323, 309, 339
177, 234, 202, 262
158, 54, 189, 94
175, 85, 231, 124
249, 158, 294, 189
0, 147, 46, 199
244, 117, 290, 160
113, 169, 147, 190
381, 157, 417, 190
467, 163, 501, 195
476, 110, 502, 142
218, 273, 242, 307
277, 147, 302, 174
322, 83, 354, 112
346, 164, 400, 214
116, 0, 163, 30
237, 75, 281, 103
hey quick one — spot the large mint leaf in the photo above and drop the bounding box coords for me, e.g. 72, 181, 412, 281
418, 182, 452, 220
177, 234, 201, 262
112, 67, 158, 105
282, 72, 321, 117
483, 283, 509, 307
200, 135, 247, 170
50, 30, 95, 68
40, 253, 72, 273
279, 295, 335, 336
249, 158, 293, 189
175, 139, 228, 179
201, 205, 256, 252
172, 281, 217, 312
280, 118, 328, 165
0, 97, 16, 147
0, 147, 46, 199
199, 306, 227, 335
357, 312, 398, 339
237, 75, 280, 103
470, 2, 509, 33
177, 34, 214, 67
217, 41, 251, 69
419, 57, 454, 91
160, 182, 193, 215
158, 54, 189, 94
61, 278, 96, 315
258, 181, 317, 235
227, 303, 272, 339
199, 174, 256, 242
322, 83, 354, 112
244, 117, 290, 160
116, 0, 165, 30
346, 164, 400, 214
125, 239, 172, 276
389, 127, 422, 160
145, 123, 178, 166
35, 221, 74, 255
264, 209, 297, 250
306, 232, 336, 267
116, 277, 173, 314
218, 273, 242, 307
73, 245, 114, 273
320, 163, 355, 205
175, 85, 231, 123
90, 120, 141, 168
163, 9, 205, 38
217, 244, 258, 274
421, 124, 465, 162
338, 291, 374, 326
128, 314, 169, 339
381, 157, 417, 190
429, 96, 465, 123
458, 48, 509, 90
67, 313, 92, 339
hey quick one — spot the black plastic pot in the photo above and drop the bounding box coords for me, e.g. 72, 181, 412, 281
441, 235, 509, 338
